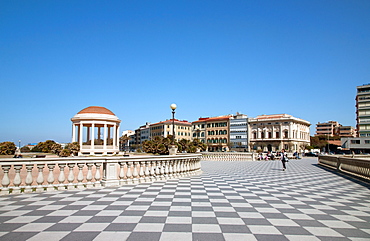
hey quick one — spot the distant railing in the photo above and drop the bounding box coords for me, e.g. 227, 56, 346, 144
0, 154, 201, 195
201, 152, 253, 161
318, 155, 370, 181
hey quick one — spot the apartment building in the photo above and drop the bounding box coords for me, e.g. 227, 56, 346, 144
229, 113, 249, 152
204, 115, 232, 152
249, 114, 310, 152
357, 84, 370, 137
150, 119, 192, 141
315, 121, 340, 136
191, 118, 207, 143
315, 121, 356, 137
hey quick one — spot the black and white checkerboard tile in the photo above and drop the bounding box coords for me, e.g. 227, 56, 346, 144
0, 158, 369, 241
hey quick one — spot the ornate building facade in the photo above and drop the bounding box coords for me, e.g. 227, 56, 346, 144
249, 114, 310, 152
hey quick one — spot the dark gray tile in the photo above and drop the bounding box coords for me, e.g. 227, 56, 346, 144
0, 231, 37, 240
105, 223, 137, 231
46, 223, 82, 231
192, 206, 214, 211
139, 216, 166, 223
294, 220, 326, 227
0, 223, 26, 231
220, 224, 250, 233
33, 216, 66, 223
163, 224, 192, 232
86, 216, 116, 223
72, 210, 100, 216
214, 212, 239, 218
192, 233, 225, 241
192, 217, 218, 224
242, 218, 271, 225
23, 210, 54, 216
254, 234, 289, 241
127, 232, 161, 241
120, 210, 146, 216
60, 231, 99, 241
168, 211, 191, 217
276, 226, 312, 235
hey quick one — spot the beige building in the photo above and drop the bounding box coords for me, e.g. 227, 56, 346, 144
150, 119, 192, 141
249, 114, 310, 152
315, 121, 340, 137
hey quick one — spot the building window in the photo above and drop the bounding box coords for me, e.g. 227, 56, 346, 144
365, 140, 370, 144
276, 132, 280, 138
268, 132, 272, 138
351, 140, 360, 144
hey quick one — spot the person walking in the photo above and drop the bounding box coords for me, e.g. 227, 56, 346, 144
280, 149, 288, 171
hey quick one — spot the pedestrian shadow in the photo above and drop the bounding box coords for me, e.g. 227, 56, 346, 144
312, 163, 370, 190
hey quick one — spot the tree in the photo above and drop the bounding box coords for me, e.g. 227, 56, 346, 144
119, 135, 131, 152
59, 149, 71, 157
33, 140, 58, 153
65, 142, 80, 156
0, 142, 16, 155
51, 143, 62, 155
20, 146, 31, 153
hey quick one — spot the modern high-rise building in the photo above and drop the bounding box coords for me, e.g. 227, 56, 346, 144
356, 84, 370, 137
229, 113, 249, 152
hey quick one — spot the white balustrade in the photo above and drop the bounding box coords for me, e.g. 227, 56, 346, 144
0, 154, 201, 195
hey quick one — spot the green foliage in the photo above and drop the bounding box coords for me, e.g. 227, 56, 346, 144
142, 137, 206, 155
310, 136, 328, 149
65, 142, 80, 156
33, 140, 57, 153
0, 141, 16, 155
59, 149, 71, 157
20, 146, 31, 153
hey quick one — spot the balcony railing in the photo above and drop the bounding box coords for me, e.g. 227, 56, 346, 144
318, 155, 370, 181
0, 154, 201, 195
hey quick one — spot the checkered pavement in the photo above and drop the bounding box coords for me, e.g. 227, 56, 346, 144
0, 158, 369, 241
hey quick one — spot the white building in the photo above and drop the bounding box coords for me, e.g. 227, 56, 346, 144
249, 114, 310, 152
229, 113, 249, 152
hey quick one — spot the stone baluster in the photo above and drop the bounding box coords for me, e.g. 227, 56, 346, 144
155, 160, 161, 180
138, 161, 145, 183
36, 164, 45, 192
167, 160, 173, 178
118, 162, 126, 185
132, 162, 139, 184
1, 165, 11, 195
94, 162, 102, 187
160, 161, 166, 180
12, 165, 23, 194
67, 163, 75, 190
86, 163, 94, 188
144, 161, 150, 182
126, 162, 133, 184
172, 160, 177, 178
57, 163, 66, 191
46, 164, 56, 192
163, 160, 170, 179
150, 161, 156, 181
179, 160, 184, 177
77, 163, 85, 189
24, 164, 34, 193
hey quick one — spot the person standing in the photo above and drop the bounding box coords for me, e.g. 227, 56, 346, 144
280, 149, 288, 171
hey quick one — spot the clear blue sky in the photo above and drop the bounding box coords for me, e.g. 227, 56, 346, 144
1, 0, 369, 145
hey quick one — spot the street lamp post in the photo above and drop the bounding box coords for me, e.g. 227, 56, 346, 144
170, 103, 177, 144
169, 104, 178, 155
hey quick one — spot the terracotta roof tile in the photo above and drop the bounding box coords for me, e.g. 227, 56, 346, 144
77, 106, 116, 116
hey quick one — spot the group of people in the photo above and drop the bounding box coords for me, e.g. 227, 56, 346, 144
257, 149, 289, 171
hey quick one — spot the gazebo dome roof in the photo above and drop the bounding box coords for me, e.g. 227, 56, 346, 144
77, 106, 116, 116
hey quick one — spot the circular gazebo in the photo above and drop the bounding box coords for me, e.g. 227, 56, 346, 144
71, 106, 121, 156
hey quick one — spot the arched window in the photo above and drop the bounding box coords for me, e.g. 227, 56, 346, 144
253, 132, 257, 139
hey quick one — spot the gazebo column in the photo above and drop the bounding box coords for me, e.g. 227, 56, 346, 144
87, 126, 90, 144
116, 124, 120, 152
79, 123, 83, 152
113, 123, 117, 149
91, 123, 95, 154
72, 123, 76, 143
103, 123, 107, 154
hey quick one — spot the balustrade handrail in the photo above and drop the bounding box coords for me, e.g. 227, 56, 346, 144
0, 154, 202, 195
318, 155, 370, 181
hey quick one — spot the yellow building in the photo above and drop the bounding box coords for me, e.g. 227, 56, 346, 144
150, 119, 192, 141
201, 115, 232, 152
